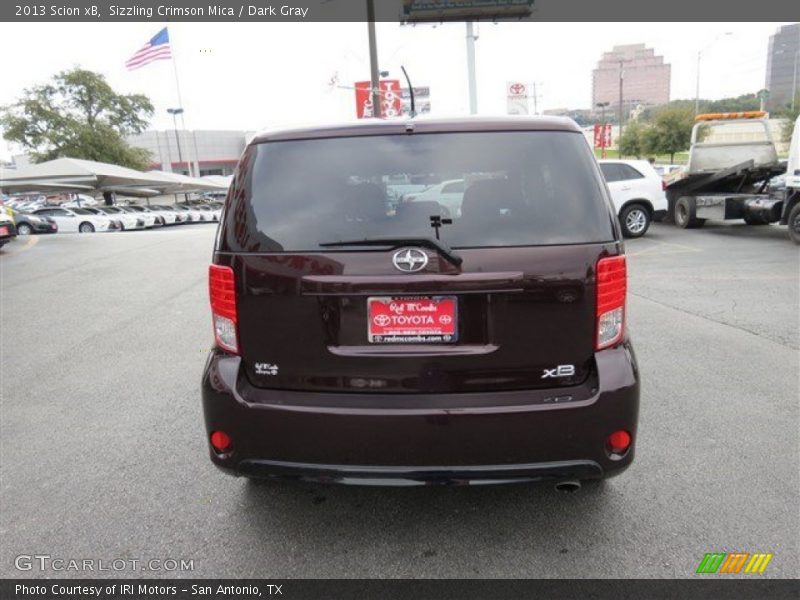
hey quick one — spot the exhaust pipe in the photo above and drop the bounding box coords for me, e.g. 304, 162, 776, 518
554, 480, 581, 493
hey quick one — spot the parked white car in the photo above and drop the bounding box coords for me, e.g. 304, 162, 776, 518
62, 195, 99, 208
172, 204, 206, 223
85, 206, 146, 230
195, 205, 222, 222
148, 205, 181, 225
405, 179, 465, 217
119, 205, 160, 227
653, 164, 683, 177
598, 159, 668, 238
32, 207, 118, 233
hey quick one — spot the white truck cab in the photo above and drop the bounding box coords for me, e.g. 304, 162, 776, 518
784, 115, 800, 243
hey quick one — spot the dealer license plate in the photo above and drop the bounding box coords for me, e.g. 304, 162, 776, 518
367, 296, 457, 344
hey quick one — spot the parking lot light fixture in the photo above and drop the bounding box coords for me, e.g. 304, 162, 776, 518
695, 32, 733, 115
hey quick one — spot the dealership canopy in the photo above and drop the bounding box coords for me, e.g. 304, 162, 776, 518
145, 170, 230, 193
199, 175, 233, 189
0, 157, 177, 194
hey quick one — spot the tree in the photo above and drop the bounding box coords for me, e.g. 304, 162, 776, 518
0, 68, 154, 169
637, 93, 762, 123
618, 120, 646, 159
642, 107, 695, 164
775, 93, 799, 143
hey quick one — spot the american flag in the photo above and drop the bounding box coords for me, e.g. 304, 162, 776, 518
125, 28, 172, 70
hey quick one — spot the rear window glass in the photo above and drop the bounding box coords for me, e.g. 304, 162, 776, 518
599, 163, 623, 182
224, 131, 614, 252
619, 165, 644, 180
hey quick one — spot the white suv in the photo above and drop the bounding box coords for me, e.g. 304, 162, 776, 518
598, 159, 668, 238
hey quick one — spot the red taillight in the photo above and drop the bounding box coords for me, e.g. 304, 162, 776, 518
662, 179, 667, 191
209, 264, 238, 354
608, 430, 631, 454
596, 256, 626, 350
210, 430, 232, 453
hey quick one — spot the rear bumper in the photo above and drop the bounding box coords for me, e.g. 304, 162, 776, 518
652, 209, 667, 221
201, 344, 639, 486
237, 458, 602, 486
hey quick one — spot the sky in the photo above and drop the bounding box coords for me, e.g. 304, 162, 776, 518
0, 21, 792, 160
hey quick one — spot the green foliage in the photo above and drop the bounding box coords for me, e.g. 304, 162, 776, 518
774, 93, 799, 143
638, 93, 762, 123
702, 93, 761, 114
641, 107, 695, 164
618, 120, 646, 158
0, 68, 154, 169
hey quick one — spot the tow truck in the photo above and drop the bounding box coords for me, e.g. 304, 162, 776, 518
666, 111, 800, 244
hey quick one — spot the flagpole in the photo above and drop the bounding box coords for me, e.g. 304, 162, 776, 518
168, 26, 196, 177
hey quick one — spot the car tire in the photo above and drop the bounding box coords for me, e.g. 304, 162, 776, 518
619, 204, 651, 238
788, 202, 800, 245
674, 197, 705, 229
79, 222, 95, 233
16, 223, 33, 235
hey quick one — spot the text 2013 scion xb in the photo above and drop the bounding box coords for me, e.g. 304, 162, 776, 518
202, 117, 639, 489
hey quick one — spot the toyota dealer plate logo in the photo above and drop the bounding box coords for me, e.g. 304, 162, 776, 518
392, 248, 428, 273
367, 296, 458, 344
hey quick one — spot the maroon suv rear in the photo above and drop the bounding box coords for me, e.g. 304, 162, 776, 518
202, 117, 639, 486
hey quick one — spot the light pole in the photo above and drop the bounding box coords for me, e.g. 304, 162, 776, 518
366, 0, 381, 118
618, 60, 626, 141
792, 46, 798, 112
596, 102, 610, 158
695, 32, 733, 115
466, 22, 479, 114
167, 108, 185, 175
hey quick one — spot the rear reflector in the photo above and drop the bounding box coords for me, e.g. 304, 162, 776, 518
608, 430, 631, 453
210, 430, 232, 453
596, 256, 627, 350
209, 264, 238, 354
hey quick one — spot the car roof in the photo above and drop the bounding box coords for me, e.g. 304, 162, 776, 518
598, 159, 660, 175
251, 115, 582, 144
598, 159, 650, 167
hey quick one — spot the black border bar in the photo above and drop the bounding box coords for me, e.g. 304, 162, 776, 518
2, 579, 800, 600
1, 0, 798, 22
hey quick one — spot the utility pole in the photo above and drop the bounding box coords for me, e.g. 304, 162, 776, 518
366, 0, 382, 118
694, 50, 702, 115
530, 82, 544, 115
695, 32, 733, 115
618, 60, 625, 141
466, 22, 478, 114
792, 46, 798, 112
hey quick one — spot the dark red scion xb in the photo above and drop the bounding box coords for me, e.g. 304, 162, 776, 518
202, 116, 639, 489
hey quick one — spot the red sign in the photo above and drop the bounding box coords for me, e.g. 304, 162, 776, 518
355, 79, 403, 119
509, 82, 526, 96
367, 296, 457, 343
593, 124, 612, 149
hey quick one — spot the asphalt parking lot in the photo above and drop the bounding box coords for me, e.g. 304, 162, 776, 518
0, 222, 797, 579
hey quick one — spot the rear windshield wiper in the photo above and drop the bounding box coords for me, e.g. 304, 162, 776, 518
319, 237, 463, 267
